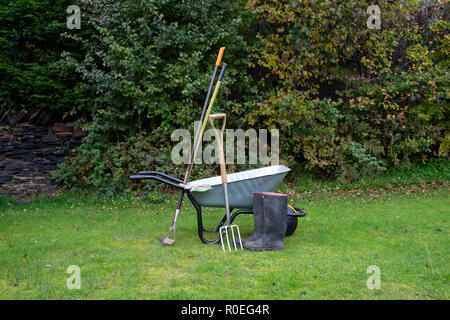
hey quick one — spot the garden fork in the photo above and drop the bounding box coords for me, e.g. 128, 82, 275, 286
209, 114, 243, 252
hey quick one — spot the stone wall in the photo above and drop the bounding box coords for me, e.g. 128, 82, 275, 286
0, 122, 85, 200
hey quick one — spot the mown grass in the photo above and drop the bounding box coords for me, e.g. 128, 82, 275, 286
0, 162, 448, 300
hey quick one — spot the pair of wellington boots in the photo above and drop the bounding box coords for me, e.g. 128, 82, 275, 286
241, 192, 288, 251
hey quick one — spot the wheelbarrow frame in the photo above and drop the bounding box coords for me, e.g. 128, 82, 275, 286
130, 171, 306, 244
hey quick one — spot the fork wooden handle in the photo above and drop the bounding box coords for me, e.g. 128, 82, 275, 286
209, 114, 227, 184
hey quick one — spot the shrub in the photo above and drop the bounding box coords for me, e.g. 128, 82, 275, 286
51, 0, 449, 191
54, 0, 258, 192
0, 0, 85, 112
244, 0, 448, 179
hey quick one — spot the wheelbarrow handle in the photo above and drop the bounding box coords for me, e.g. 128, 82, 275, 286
208, 114, 227, 184
129, 174, 185, 190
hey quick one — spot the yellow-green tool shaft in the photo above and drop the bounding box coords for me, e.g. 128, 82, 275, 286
192, 67, 226, 163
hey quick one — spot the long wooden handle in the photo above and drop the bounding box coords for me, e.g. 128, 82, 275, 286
209, 114, 227, 184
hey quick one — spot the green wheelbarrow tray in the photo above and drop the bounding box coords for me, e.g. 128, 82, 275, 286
187, 165, 291, 208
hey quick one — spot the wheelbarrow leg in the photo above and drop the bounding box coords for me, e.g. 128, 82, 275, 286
185, 192, 254, 244
186, 192, 221, 244
203, 209, 253, 233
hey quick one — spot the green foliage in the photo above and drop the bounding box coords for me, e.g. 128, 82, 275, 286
244, 0, 449, 180
0, 0, 85, 111
339, 140, 386, 183
57, 130, 174, 196
53, 0, 258, 192
382, 158, 450, 182
0, 195, 15, 209
5, 0, 444, 191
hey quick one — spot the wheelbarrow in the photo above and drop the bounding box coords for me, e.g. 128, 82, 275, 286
130, 165, 306, 244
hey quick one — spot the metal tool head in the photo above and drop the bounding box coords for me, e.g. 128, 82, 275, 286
189, 184, 213, 192
219, 224, 243, 252
158, 236, 175, 246
158, 223, 176, 246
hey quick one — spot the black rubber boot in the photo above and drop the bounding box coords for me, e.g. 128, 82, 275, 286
242, 192, 288, 251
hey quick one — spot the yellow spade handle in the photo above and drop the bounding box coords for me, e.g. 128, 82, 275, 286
191, 62, 227, 162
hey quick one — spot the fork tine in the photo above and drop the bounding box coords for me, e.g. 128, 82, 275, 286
230, 226, 237, 251
233, 225, 243, 250
220, 224, 243, 253
220, 227, 226, 252
225, 228, 232, 252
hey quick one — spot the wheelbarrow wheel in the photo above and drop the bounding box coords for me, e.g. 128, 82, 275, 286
285, 215, 298, 237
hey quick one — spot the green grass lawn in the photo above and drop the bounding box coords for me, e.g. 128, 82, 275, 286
0, 179, 448, 299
